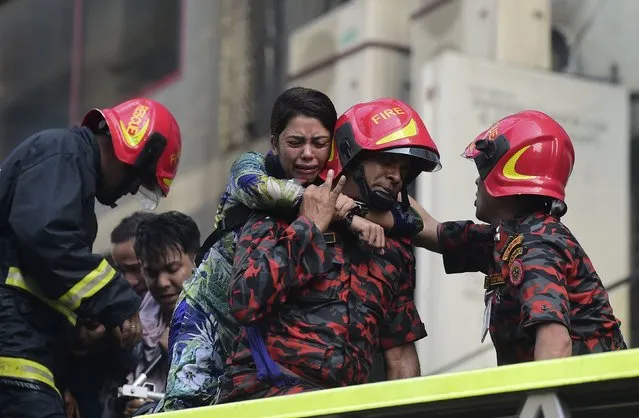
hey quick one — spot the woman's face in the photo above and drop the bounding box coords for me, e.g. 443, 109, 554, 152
272, 116, 332, 184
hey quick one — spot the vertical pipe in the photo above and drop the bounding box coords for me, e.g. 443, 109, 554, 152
68, 0, 84, 124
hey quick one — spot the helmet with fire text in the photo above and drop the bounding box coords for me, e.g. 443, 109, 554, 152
82, 98, 182, 209
463, 110, 575, 215
319, 98, 441, 211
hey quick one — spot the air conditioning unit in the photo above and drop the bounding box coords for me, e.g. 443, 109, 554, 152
409, 0, 551, 106
287, 0, 421, 114
412, 50, 629, 375
550, 0, 639, 88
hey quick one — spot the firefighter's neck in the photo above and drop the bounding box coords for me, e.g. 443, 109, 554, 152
489, 197, 527, 226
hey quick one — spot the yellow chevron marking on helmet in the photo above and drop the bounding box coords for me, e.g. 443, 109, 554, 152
375, 118, 417, 145
502, 145, 537, 180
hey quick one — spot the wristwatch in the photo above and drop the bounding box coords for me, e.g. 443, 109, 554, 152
351, 200, 369, 218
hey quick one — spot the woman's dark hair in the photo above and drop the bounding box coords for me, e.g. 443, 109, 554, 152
134, 211, 201, 266
270, 87, 337, 143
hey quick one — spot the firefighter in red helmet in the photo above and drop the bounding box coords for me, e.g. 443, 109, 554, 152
0, 98, 182, 417
82, 98, 182, 209
412, 110, 626, 365
218, 98, 440, 403
320, 98, 441, 211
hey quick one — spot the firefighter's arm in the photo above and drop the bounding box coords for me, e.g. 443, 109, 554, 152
384, 343, 420, 380
229, 151, 304, 210
407, 196, 442, 252
437, 220, 495, 275
229, 213, 334, 324
380, 241, 426, 379
535, 323, 572, 360
515, 238, 572, 360
365, 196, 440, 251
364, 202, 425, 238
8, 154, 140, 327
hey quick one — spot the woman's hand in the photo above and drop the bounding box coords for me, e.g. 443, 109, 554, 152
349, 216, 385, 254
334, 194, 357, 221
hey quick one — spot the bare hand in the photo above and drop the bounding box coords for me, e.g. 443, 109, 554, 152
350, 216, 385, 254
299, 169, 346, 232
123, 398, 150, 418
334, 194, 357, 221
73, 320, 107, 357
114, 312, 142, 349
64, 389, 81, 418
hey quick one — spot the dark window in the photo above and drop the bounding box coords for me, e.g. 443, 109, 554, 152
0, 0, 74, 158
78, 0, 181, 118
0, 0, 181, 161
242, 0, 352, 143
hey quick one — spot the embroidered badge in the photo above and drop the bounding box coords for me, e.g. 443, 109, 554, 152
509, 259, 524, 286
501, 234, 523, 264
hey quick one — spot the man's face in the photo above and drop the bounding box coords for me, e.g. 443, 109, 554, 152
96, 142, 142, 206
474, 176, 498, 223
344, 153, 410, 200
111, 239, 147, 295
142, 246, 195, 314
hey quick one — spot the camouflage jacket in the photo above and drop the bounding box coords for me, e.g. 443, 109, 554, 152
438, 211, 626, 365
159, 150, 426, 411
219, 214, 427, 402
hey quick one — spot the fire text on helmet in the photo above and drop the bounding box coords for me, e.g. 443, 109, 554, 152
371, 107, 406, 125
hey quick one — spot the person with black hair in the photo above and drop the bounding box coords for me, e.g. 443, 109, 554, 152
134, 211, 201, 322
218, 98, 441, 402
411, 110, 625, 364
120, 211, 201, 417
0, 97, 182, 418
108, 212, 163, 418
158, 88, 427, 411
111, 212, 156, 296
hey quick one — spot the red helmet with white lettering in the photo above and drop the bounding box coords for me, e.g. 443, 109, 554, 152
319, 98, 441, 210
463, 110, 574, 212
82, 98, 182, 201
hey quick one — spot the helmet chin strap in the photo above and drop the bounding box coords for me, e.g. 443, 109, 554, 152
353, 164, 398, 212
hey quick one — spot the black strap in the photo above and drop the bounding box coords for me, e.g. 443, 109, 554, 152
194, 204, 254, 265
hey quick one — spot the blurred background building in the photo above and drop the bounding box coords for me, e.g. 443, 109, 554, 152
1, 0, 637, 376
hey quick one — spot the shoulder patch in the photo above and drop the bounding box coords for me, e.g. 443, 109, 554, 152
508, 259, 524, 287
501, 233, 524, 265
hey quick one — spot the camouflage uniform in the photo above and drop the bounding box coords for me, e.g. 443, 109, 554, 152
158, 151, 424, 411
438, 212, 626, 365
217, 214, 426, 402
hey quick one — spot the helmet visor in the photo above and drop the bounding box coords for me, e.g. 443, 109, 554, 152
382, 147, 442, 173
462, 135, 510, 180
138, 182, 161, 211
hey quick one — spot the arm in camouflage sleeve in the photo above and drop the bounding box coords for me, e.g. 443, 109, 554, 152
516, 239, 572, 359
379, 241, 427, 353
229, 213, 334, 324
365, 202, 425, 238
437, 221, 495, 275
228, 151, 304, 211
